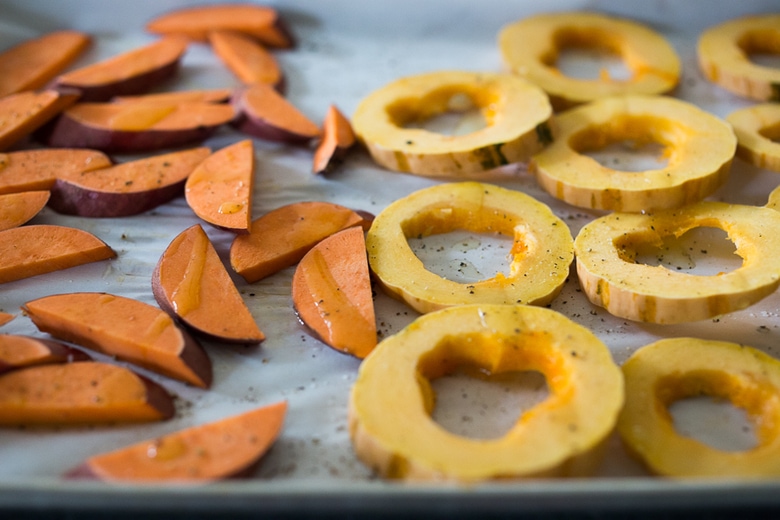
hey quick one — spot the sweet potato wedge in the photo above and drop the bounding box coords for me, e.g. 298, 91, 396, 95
312, 105, 356, 174
48, 147, 210, 218
0, 225, 116, 284
0, 89, 79, 151
0, 361, 174, 426
112, 88, 232, 105
153, 224, 264, 344
0, 148, 112, 195
232, 83, 320, 144
22, 292, 212, 388
0, 334, 91, 374
185, 139, 254, 233
67, 400, 287, 481
146, 4, 294, 48
0, 30, 92, 97
37, 101, 235, 153
292, 226, 377, 358
208, 30, 284, 90
0, 313, 14, 327
230, 201, 373, 283
0, 190, 50, 231
54, 36, 189, 102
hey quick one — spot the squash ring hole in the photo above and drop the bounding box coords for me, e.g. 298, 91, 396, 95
549, 27, 632, 81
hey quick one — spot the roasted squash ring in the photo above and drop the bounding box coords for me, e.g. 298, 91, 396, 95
698, 14, 780, 102
727, 103, 780, 172
351, 70, 554, 177
529, 95, 736, 213
348, 303, 624, 481
498, 12, 681, 110
574, 201, 780, 324
618, 337, 780, 478
366, 181, 573, 314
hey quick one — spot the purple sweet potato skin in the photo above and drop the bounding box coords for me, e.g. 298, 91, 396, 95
48, 177, 188, 218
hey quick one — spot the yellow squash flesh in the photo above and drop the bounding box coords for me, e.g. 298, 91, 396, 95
498, 12, 680, 110
618, 337, 780, 478
529, 95, 736, 213
574, 201, 780, 324
727, 103, 780, 172
348, 303, 624, 481
351, 70, 554, 177
366, 182, 573, 314
697, 14, 780, 102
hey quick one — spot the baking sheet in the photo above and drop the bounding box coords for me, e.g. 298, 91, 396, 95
1, 0, 780, 514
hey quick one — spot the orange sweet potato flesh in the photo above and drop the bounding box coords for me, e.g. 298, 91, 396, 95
313, 105, 356, 174
0, 89, 79, 151
54, 36, 189, 102
153, 224, 265, 344
67, 400, 286, 481
48, 147, 211, 218
146, 4, 294, 48
0, 148, 112, 195
0, 30, 92, 97
0, 225, 116, 284
0, 190, 50, 231
185, 139, 254, 232
0, 334, 91, 374
22, 292, 212, 388
230, 201, 373, 283
208, 30, 283, 89
0, 313, 14, 327
292, 226, 377, 359
0, 361, 175, 426
112, 88, 232, 105
233, 83, 320, 143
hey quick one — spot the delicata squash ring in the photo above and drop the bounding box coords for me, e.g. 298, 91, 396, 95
697, 14, 780, 102
618, 337, 780, 478
727, 103, 780, 172
529, 95, 736, 213
351, 70, 554, 177
498, 12, 681, 110
348, 303, 624, 481
366, 182, 573, 314
574, 201, 780, 324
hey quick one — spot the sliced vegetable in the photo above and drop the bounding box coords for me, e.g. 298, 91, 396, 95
146, 4, 294, 48
0, 334, 91, 374
0, 190, 50, 231
208, 30, 284, 89
292, 226, 376, 359
349, 304, 624, 481
0, 225, 116, 284
153, 224, 265, 344
726, 103, 780, 172
0, 361, 175, 426
23, 292, 212, 388
185, 139, 254, 233
67, 401, 287, 481
54, 36, 189, 102
48, 147, 210, 218
0, 89, 79, 151
230, 201, 373, 283
232, 83, 320, 144
351, 70, 553, 176
37, 101, 235, 153
312, 105, 356, 174
0, 148, 112, 195
0, 30, 91, 97
112, 88, 232, 105
0, 313, 14, 327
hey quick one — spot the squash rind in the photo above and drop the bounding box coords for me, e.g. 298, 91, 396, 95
366, 182, 573, 314
618, 338, 780, 478
574, 201, 780, 323
348, 303, 624, 481
352, 70, 553, 177
529, 95, 736, 213
498, 12, 680, 110
727, 103, 780, 173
